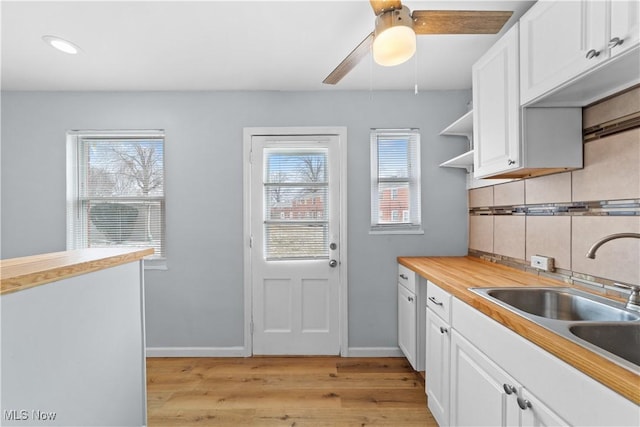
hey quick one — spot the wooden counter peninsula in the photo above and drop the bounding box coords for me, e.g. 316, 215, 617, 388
1, 248, 153, 427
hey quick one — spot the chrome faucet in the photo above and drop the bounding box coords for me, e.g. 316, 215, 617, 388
585, 232, 640, 312
585, 233, 640, 259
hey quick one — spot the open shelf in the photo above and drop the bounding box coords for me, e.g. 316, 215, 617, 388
440, 109, 474, 173
439, 150, 474, 172
440, 110, 473, 139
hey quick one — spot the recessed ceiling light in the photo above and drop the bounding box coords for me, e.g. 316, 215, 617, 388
42, 35, 80, 55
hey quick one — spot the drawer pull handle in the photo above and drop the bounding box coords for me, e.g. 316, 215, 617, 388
517, 397, 532, 410
399, 274, 408, 280
428, 296, 443, 306
503, 384, 517, 395
439, 326, 448, 334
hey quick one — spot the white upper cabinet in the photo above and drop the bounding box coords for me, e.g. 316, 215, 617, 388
610, 0, 640, 58
473, 23, 521, 178
521, 0, 640, 105
472, 22, 583, 179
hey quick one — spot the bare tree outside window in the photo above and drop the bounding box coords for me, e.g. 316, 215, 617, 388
113, 144, 163, 240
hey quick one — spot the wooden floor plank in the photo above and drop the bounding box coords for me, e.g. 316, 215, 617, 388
147, 356, 437, 426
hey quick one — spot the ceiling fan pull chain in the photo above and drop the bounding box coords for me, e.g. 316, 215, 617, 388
369, 44, 374, 99
414, 46, 419, 95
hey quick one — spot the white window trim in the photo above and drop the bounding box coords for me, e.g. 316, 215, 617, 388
369, 129, 423, 235
66, 130, 167, 269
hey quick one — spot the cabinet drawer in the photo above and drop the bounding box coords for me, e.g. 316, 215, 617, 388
427, 281, 451, 323
398, 264, 416, 293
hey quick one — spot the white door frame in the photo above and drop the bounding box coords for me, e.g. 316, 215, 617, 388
242, 127, 348, 357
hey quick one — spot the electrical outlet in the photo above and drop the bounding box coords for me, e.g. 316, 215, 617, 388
531, 255, 555, 272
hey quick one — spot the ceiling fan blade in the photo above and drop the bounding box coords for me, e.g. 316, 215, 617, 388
369, 0, 402, 15
323, 32, 374, 85
412, 10, 513, 34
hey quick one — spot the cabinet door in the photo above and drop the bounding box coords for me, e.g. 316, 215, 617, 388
610, 0, 640, 58
450, 330, 520, 427
398, 283, 416, 368
520, 0, 607, 104
519, 388, 568, 427
425, 308, 450, 427
473, 23, 520, 179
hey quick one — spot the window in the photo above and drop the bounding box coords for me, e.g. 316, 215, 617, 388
263, 148, 328, 260
370, 129, 422, 234
66, 131, 165, 265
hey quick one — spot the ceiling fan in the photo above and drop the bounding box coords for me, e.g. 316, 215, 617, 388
323, 0, 513, 85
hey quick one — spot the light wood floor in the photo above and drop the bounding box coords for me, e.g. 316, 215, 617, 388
147, 357, 437, 426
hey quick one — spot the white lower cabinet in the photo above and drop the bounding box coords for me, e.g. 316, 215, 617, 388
398, 282, 417, 368
450, 329, 521, 427
519, 388, 569, 427
452, 297, 639, 427
397, 264, 426, 371
425, 307, 450, 426
450, 329, 566, 427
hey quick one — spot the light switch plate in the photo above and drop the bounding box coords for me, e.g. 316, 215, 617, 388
531, 255, 555, 272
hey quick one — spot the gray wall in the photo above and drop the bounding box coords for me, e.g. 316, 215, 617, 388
1, 90, 469, 350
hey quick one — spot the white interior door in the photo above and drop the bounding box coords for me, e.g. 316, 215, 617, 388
249, 133, 341, 355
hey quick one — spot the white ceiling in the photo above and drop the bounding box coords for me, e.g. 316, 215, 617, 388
1, 0, 535, 91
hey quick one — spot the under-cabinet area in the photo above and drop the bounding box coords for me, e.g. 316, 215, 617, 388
397, 257, 639, 427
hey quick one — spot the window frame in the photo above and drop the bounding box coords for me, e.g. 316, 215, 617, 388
66, 130, 167, 269
370, 128, 423, 235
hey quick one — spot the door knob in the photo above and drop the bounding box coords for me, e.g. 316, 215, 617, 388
329, 259, 338, 268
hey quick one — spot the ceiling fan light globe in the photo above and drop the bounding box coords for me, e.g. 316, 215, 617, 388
373, 26, 416, 66
372, 6, 416, 67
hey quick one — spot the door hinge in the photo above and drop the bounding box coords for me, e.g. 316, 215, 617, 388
249, 235, 253, 248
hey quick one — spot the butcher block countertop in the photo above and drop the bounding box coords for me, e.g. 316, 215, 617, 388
398, 256, 640, 404
0, 248, 154, 296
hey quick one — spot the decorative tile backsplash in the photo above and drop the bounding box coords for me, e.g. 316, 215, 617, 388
468, 87, 640, 288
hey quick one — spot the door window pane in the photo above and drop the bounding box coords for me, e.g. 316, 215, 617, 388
263, 149, 329, 260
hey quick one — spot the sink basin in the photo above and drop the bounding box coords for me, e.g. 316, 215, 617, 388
484, 288, 640, 321
471, 287, 640, 370
570, 323, 640, 366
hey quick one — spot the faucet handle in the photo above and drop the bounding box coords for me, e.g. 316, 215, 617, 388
613, 283, 640, 312
627, 288, 640, 312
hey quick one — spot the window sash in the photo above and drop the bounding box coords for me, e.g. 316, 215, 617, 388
370, 129, 421, 232
67, 131, 166, 259
262, 147, 329, 260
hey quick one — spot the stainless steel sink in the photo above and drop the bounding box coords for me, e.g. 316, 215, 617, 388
484, 288, 640, 321
570, 323, 640, 366
471, 287, 640, 371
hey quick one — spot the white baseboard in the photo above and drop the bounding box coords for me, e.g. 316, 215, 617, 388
146, 346, 247, 357
346, 347, 404, 357
146, 346, 404, 358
